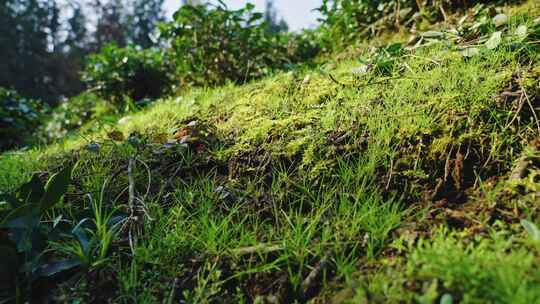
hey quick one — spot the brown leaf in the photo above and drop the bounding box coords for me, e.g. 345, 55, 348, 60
107, 130, 124, 141
174, 128, 190, 140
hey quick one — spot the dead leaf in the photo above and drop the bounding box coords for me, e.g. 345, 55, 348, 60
461, 48, 479, 57
492, 14, 508, 27
486, 31, 502, 50
174, 128, 190, 140
107, 130, 124, 141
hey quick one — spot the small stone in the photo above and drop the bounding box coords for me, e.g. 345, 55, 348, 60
85, 143, 100, 152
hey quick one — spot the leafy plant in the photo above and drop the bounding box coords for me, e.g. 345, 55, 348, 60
316, 0, 513, 49
316, 0, 414, 49
55, 191, 125, 270
0, 165, 75, 301
160, 2, 309, 86
82, 44, 173, 105
352, 43, 404, 79
409, 231, 540, 303
284, 29, 322, 64
40, 92, 116, 141
421, 11, 540, 58
0, 87, 48, 151
370, 43, 404, 76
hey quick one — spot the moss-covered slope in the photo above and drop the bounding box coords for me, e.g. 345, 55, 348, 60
1, 1, 540, 302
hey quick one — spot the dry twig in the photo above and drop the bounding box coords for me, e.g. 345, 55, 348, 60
301, 252, 331, 295
128, 157, 136, 216
522, 87, 540, 136
510, 154, 531, 180
503, 92, 524, 128
229, 243, 284, 256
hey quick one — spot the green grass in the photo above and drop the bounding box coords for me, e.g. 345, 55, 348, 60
409, 229, 540, 303
1, 1, 540, 302
343, 225, 540, 303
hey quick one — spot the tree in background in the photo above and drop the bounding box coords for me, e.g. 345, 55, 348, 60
50, 2, 89, 99
92, 0, 166, 49
0, 0, 167, 105
264, 0, 288, 33
64, 3, 88, 55
93, 0, 130, 49
130, 0, 166, 48
0, 0, 60, 104
182, 0, 204, 5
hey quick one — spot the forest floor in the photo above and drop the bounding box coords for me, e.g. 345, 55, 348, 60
2, 1, 540, 303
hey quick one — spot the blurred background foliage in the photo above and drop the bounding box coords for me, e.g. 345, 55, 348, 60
0, 0, 528, 151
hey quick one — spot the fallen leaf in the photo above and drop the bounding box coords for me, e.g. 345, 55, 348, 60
118, 116, 131, 125
461, 47, 480, 57
492, 14, 508, 27
515, 25, 528, 42
186, 120, 199, 127
351, 64, 371, 75
174, 128, 190, 140
486, 31, 502, 50
421, 31, 444, 38
107, 130, 125, 141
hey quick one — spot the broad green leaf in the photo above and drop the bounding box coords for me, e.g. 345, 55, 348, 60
39, 165, 72, 212
248, 12, 263, 22
0, 204, 37, 228
521, 219, 540, 241
72, 218, 91, 253
17, 174, 45, 205
2, 214, 40, 230
385, 43, 403, 55
36, 258, 81, 277
486, 31, 502, 50
10, 230, 30, 253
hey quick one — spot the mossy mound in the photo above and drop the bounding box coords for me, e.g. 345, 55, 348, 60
1, 1, 540, 302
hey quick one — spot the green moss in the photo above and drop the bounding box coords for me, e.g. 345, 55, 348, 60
2, 1, 540, 301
